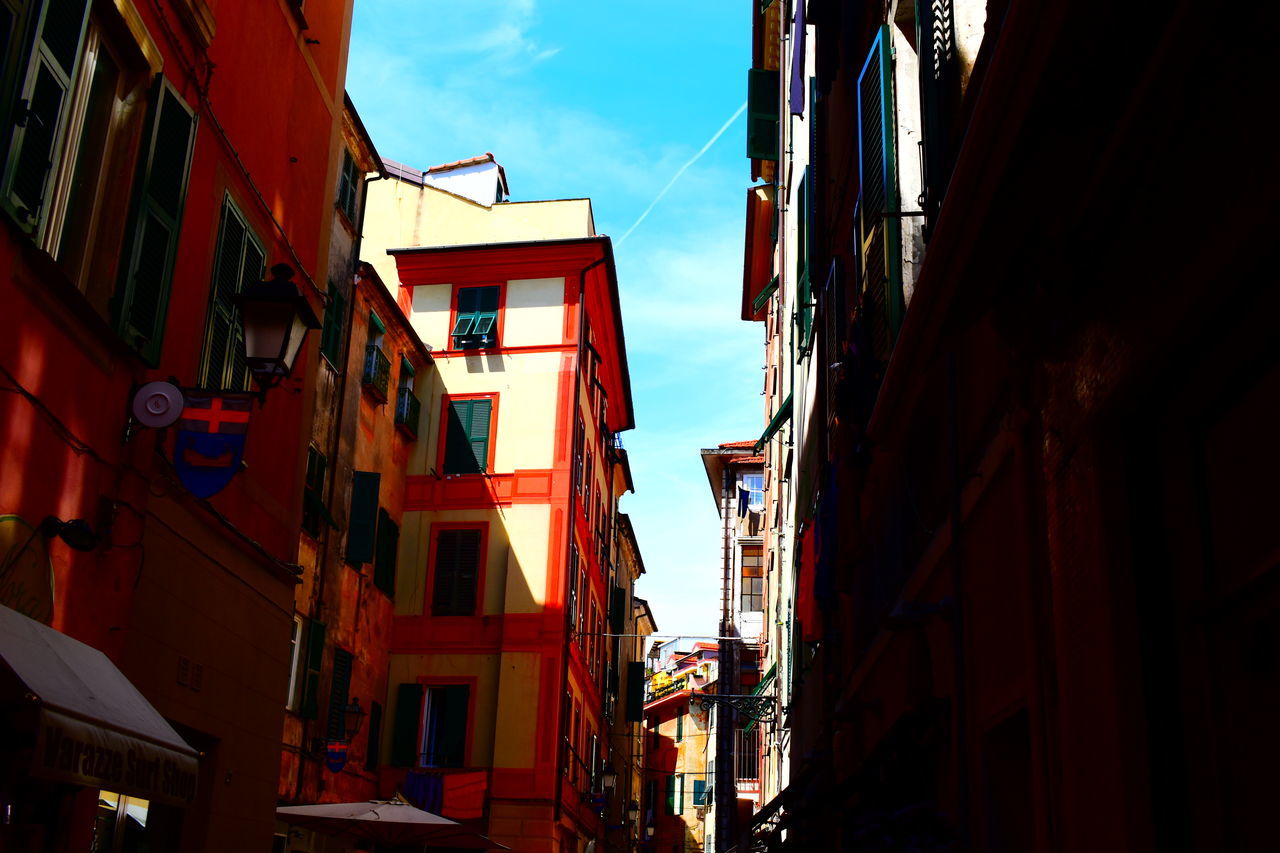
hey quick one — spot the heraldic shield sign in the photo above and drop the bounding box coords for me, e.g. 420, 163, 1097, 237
172, 391, 253, 498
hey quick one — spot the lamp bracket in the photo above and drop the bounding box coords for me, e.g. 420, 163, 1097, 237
697, 693, 777, 724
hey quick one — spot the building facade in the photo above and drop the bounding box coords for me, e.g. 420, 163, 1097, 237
737, 0, 1278, 850
0, 0, 358, 850
362, 160, 643, 853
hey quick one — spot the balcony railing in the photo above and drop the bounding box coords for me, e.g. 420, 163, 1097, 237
362, 344, 390, 401
395, 386, 420, 438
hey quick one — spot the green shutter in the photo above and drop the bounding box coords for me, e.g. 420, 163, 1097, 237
390, 683, 423, 767
374, 508, 398, 598
746, 68, 779, 161
796, 168, 814, 352
325, 647, 353, 741
666, 774, 676, 814
299, 619, 326, 719
609, 585, 626, 633
346, 471, 380, 563
857, 25, 903, 360
444, 399, 491, 474
113, 76, 197, 365
625, 662, 644, 722
693, 778, 707, 806
200, 198, 263, 389
364, 700, 383, 770
676, 711, 683, 743
1, 0, 91, 231
302, 448, 327, 537
320, 285, 345, 366
437, 684, 469, 768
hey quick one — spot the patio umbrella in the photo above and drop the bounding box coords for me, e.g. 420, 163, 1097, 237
276, 797, 508, 849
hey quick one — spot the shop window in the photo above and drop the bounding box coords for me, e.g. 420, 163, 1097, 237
91, 791, 181, 852
199, 196, 265, 390
442, 396, 494, 474
431, 527, 482, 616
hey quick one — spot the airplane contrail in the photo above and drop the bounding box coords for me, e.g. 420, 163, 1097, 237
616, 101, 748, 246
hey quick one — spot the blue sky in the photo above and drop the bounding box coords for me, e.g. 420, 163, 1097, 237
348, 1, 762, 638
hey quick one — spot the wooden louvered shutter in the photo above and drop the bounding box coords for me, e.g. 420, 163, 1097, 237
299, 619, 325, 719
325, 647, 353, 741
433, 528, 480, 616
115, 76, 198, 365
373, 508, 398, 598
746, 68, 778, 161
364, 700, 383, 770
796, 169, 812, 351
1, 0, 90, 231
390, 683, 423, 767
856, 25, 902, 362
436, 684, 469, 768
444, 400, 477, 474
320, 284, 345, 365
917, 0, 957, 230
346, 471, 380, 564
625, 661, 644, 722
468, 399, 491, 471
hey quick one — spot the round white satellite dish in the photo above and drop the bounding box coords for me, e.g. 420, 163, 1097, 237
131, 381, 184, 429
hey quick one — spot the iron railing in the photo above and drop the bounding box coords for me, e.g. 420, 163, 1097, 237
395, 386, 420, 438
362, 345, 390, 400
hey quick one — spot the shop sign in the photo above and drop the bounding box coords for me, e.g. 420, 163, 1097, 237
0, 515, 53, 624
649, 673, 688, 702
33, 709, 198, 806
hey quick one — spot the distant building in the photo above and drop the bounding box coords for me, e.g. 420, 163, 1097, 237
362, 159, 642, 852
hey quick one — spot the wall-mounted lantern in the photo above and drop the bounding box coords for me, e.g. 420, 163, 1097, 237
233, 263, 321, 398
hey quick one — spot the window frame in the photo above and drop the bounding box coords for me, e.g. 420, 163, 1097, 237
198, 192, 266, 391
426, 521, 488, 617
447, 282, 504, 351
437, 392, 498, 476
416, 678, 476, 769
285, 613, 304, 711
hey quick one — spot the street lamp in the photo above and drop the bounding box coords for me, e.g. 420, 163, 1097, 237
342, 697, 366, 742
600, 765, 618, 794
234, 263, 321, 397
627, 800, 640, 824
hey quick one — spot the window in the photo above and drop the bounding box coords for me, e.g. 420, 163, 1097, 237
373, 508, 398, 598
741, 543, 764, 612
286, 614, 304, 710
450, 285, 499, 349
364, 700, 383, 771
567, 543, 579, 628
442, 396, 493, 475
743, 474, 764, 511
336, 149, 358, 221
431, 527, 482, 616
746, 67, 779, 161
325, 647, 353, 741
362, 311, 390, 400
319, 284, 346, 367
302, 447, 327, 538
200, 196, 265, 390
299, 619, 325, 719
418, 685, 470, 767
395, 357, 420, 438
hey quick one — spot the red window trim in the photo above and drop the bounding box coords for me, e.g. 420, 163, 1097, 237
445, 282, 507, 353
413, 674, 480, 768
424, 521, 490, 618
436, 392, 500, 476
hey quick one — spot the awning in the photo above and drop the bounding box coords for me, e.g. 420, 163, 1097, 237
0, 604, 199, 805
754, 392, 793, 453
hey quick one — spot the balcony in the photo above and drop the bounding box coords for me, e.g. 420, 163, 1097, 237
362, 344, 390, 401
395, 386, 420, 439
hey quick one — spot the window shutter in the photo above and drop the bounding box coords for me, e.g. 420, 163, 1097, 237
676, 711, 683, 743
320, 285, 345, 365
346, 471, 380, 564
693, 778, 707, 806
796, 169, 813, 351
917, 0, 957, 228
373, 508, 398, 598
1, 0, 91, 230
746, 68, 779, 161
200, 199, 263, 388
390, 683, 424, 767
302, 448, 326, 537
609, 585, 626, 633
299, 619, 326, 719
468, 400, 491, 470
112, 76, 198, 365
325, 647, 353, 741
438, 684, 469, 768
666, 774, 676, 814
856, 25, 902, 361
364, 700, 383, 770
625, 661, 644, 722
433, 528, 480, 616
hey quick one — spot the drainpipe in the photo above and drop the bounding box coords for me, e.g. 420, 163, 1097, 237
554, 255, 607, 827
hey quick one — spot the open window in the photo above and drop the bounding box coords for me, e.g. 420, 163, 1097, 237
450, 285, 499, 349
